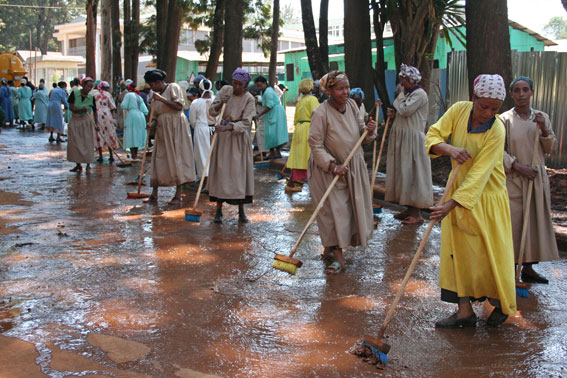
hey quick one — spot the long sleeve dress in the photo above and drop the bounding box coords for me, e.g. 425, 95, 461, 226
500, 108, 559, 264
121, 91, 148, 150
207, 85, 256, 204
93, 89, 120, 150
17, 86, 33, 122
308, 99, 376, 249
0, 85, 14, 121
425, 101, 516, 316
46, 88, 68, 133
287, 94, 319, 180
32, 89, 49, 125
262, 86, 288, 149
150, 83, 196, 187
189, 97, 213, 178
385, 87, 433, 208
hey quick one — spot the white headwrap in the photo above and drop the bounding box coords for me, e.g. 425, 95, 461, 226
199, 79, 213, 97
473, 74, 506, 101
124, 79, 134, 87
21, 78, 27, 85
399, 64, 422, 83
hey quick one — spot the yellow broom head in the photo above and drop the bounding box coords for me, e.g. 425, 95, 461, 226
272, 259, 298, 275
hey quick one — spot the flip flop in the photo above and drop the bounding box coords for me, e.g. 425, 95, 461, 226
143, 195, 157, 204
167, 197, 182, 206
401, 216, 424, 225
394, 211, 410, 220
325, 261, 342, 274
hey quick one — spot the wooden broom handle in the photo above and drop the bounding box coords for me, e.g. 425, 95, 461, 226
192, 103, 226, 210
289, 128, 370, 258
377, 163, 461, 339
136, 101, 155, 194
515, 128, 541, 279
88, 112, 128, 165
370, 115, 391, 192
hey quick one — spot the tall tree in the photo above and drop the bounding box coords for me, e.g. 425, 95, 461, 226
344, 0, 374, 109
370, 0, 391, 114
124, 0, 141, 80
268, 0, 280, 86
300, 0, 327, 80
466, 0, 513, 110
205, 0, 226, 80
101, 0, 112, 82
111, 0, 122, 85
319, 0, 329, 70
223, 0, 245, 83
85, 0, 99, 78
156, 0, 169, 70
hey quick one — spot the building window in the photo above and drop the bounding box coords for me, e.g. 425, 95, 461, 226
286, 63, 294, 81
329, 61, 339, 71
328, 25, 342, 37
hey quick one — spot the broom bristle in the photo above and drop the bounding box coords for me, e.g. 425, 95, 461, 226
516, 287, 529, 297
272, 259, 298, 275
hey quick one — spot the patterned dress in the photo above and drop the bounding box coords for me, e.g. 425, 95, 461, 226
92, 89, 119, 150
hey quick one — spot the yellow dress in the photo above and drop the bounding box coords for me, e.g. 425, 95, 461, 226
425, 101, 516, 315
287, 94, 319, 170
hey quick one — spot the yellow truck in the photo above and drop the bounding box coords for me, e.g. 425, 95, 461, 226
0, 52, 27, 86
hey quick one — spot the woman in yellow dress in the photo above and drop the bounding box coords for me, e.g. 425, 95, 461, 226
285, 78, 319, 192
425, 74, 516, 328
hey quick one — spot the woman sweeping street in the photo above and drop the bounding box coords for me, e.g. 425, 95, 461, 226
93, 81, 120, 162
208, 68, 256, 223
500, 76, 559, 284
32, 83, 49, 127
17, 79, 33, 127
385, 64, 433, 224
121, 82, 148, 161
189, 79, 214, 189
67, 77, 96, 172
285, 78, 319, 193
46, 82, 69, 143
426, 74, 516, 328
143, 69, 196, 205
308, 71, 376, 273
253, 76, 288, 159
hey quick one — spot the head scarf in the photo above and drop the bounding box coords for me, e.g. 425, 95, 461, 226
350, 87, 364, 100
473, 74, 506, 101
94, 80, 101, 87
1, 78, 6, 85
124, 79, 134, 87
21, 78, 27, 85
98, 81, 110, 91
298, 78, 314, 95
39, 83, 45, 90
127, 83, 140, 95
81, 76, 93, 85
144, 69, 167, 83
232, 67, 251, 84
199, 79, 213, 97
319, 71, 348, 95
192, 74, 205, 85
398, 64, 422, 84
510, 75, 534, 92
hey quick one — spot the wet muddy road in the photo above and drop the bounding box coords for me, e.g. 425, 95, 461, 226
1, 128, 566, 377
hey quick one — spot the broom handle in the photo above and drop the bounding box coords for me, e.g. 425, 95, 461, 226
371, 108, 379, 174
370, 115, 390, 192
377, 163, 461, 339
192, 103, 226, 209
88, 112, 128, 165
136, 101, 155, 194
289, 129, 369, 258
515, 128, 541, 280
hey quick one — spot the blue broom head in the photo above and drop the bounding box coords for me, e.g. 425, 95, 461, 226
373, 206, 383, 214
185, 213, 201, 222
254, 162, 270, 168
363, 341, 389, 364
276, 172, 285, 179
516, 287, 529, 297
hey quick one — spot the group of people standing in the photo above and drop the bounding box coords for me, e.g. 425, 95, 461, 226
0, 77, 41, 128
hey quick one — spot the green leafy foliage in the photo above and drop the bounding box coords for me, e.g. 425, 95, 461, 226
543, 16, 567, 39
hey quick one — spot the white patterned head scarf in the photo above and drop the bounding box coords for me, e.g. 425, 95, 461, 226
473, 74, 506, 101
399, 64, 422, 84
319, 71, 348, 95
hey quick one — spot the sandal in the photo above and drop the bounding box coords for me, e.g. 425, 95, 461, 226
167, 197, 182, 205
325, 261, 343, 274
401, 216, 424, 225
143, 195, 157, 203
394, 211, 410, 220
320, 250, 334, 264
69, 166, 82, 172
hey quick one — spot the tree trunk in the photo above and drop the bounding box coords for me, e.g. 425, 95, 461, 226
466, 0, 513, 110
101, 0, 112, 82
85, 0, 99, 78
205, 0, 225, 80
371, 0, 390, 115
418, 23, 440, 95
163, 0, 183, 81
268, 0, 280, 86
124, 0, 131, 79
300, 0, 326, 80
223, 0, 244, 83
111, 0, 122, 86
319, 0, 329, 71
156, 0, 169, 70
344, 0, 374, 110
131, 0, 140, 82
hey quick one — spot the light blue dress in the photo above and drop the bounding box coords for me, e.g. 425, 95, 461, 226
0, 85, 13, 121
121, 92, 148, 149
262, 86, 288, 149
32, 89, 49, 124
17, 86, 33, 121
46, 88, 69, 133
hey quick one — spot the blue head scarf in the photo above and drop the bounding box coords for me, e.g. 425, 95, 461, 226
350, 87, 364, 100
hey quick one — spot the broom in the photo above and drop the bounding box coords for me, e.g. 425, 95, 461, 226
88, 113, 132, 168
371, 113, 390, 215
358, 163, 461, 361
253, 119, 270, 168
515, 128, 541, 297
185, 103, 226, 222
276, 162, 287, 180
126, 101, 155, 199
273, 127, 371, 275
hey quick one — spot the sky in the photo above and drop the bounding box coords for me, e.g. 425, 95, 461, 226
281, 0, 567, 40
